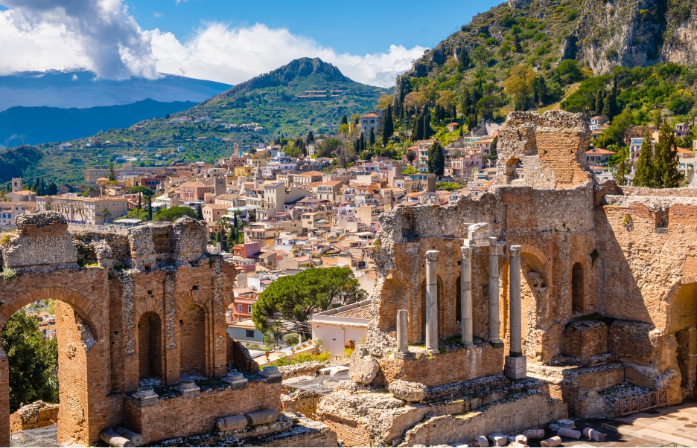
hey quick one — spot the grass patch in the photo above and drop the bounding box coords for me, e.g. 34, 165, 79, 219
264, 351, 331, 368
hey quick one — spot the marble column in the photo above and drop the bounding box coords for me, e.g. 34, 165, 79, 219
488, 237, 504, 348
509, 245, 522, 357
505, 244, 526, 380
425, 250, 439, 355
461, 244, 474, 348
396, 309, 409, 357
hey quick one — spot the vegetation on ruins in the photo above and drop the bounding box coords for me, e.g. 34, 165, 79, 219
264, 351, 331, 368
252, 267, 366, 334
153, 206, 198, 222
2, 310, 58, 412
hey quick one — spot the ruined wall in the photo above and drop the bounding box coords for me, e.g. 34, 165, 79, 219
2, 214, 78, 269
493, 111, 593, 189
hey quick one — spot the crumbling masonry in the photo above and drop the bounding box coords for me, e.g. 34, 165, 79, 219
0, 214, 334, 447
317, 111, 697, 446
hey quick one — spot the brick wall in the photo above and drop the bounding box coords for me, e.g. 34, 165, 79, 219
124, 380, 282, 444
322, 419, 371, 447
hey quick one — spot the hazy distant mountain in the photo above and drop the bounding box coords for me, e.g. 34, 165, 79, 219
0, 70, 231, 112
0, 99, 197, 146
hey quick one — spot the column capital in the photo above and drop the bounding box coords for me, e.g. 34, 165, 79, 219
489, 238, 505, 256
460, 246, 473, 257
509, 245, 522, 257
425, 250, 440, 261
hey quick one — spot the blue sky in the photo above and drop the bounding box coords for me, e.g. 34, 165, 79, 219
0, 0, 501, 86
127, 0, 501, 56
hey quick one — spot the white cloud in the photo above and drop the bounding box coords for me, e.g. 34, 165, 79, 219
0, 2, 425, 87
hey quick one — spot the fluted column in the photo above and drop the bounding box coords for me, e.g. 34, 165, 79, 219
461, 244, 474, 347
425, 250, 439, 355
509, 245, 522, 357
488, 237, 504, 348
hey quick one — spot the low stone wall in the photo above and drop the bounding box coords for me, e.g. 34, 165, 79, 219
401, 392, 567, 446
378, 344, 502, 387
10, 402, 59, 432
124, 379, 282, 444
282, 390, 323, 418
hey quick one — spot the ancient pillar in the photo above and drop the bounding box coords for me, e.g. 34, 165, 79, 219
505, 244, 527, 380
425, 250, 439, 355
461, 244, 474, 348
509, 245, 522, 357
396, 310, 409, 358
488, 237, 504, 348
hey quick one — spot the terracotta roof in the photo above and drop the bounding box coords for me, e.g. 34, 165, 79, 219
677, 147, 695, 155
331, 304, 371, 320
361, 113, 379, 118
298, 171, 325, 177
585, 148, 616, 155
203, 204, 229, 209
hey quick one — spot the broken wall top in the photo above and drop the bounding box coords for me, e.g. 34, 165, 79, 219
494, 110, 593, 189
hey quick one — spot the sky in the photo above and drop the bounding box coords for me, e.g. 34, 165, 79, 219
0, 0, 501, 87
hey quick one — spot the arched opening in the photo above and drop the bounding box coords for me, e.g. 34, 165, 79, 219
505, 158, 523, 185
519, 251, 550, 362
378, 279, 409, 331
664, 281, 697, 399
420, 276, 444, 341
572, 263, 585, 314
138, 312, 163, 384
455, 275, 461, 331
180, 304, 207, 379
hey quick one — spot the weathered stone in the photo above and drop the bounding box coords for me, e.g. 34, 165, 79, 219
523, 429, 544, 439
113, 427, 143, 447
216, 414, 248, 432
245, 409, 278, 426
540, 436, 561, 447
348, 348, 379, 384
557, 427, 581, 439
100, 429, 134, 447
388, 380, 427, 402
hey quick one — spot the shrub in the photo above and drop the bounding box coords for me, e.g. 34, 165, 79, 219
2, 269, 17, 281
283, 332, 300, 347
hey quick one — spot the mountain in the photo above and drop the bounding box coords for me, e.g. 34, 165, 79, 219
0, 70, 231, 112
0, 99, 198, 146
8, 58, 388, 184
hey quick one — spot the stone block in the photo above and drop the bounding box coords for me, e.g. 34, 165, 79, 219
467, 223, 490, 243
223, 372, 249, 390
561, 321, 608, 359
388, 380, 427, 402
258, 367, 283, 384
505, 356, 527, 380
132, 388, 159, 408
609, 320, 654, 359
348, 348, 380, 384
177, 381, 200, 399
488, 433, 507, 446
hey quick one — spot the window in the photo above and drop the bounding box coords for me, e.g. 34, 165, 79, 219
245, 329, 255, 338
248, 305, 252, 313
237, 304, 242, 311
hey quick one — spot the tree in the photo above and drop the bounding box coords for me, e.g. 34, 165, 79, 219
147, 193, 153, 222
196, 204, 203, 220
413, 111, 424, 141
423, 108, 434, 139
654, 124, 683, 188
369, 127, 376, 146
155, 206, 198, 222
504, 65, 535, 99
557, 59, 582, 84
633, 131, 655, 187
607, 145, 631, 185
476, 95, 500, 121
252, 267, 366, 332
428, 142, 445, 176
382, 105, 394, 146
99, 208, 112, 223
108, 162, 116, 181
283, 333, 300, 347
458, 45, 471, 69
404, 91, 428, 114
2, 310, 58, 412
602, 90, 616, 121
377, 94, 394, 110
341, 115, 348, 125
595, 91, 605, 116
436, 90, 457, 111
533, 77, 547, 105
128, 186, 154, 197
488, 136, 499, 164
305, 131, 315, 145
471, 46, 493, 66
406, 150, 417, 165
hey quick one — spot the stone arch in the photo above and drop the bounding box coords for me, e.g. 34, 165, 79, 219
505, 158, 521, 184
179, 303, 208, 378
176, 290, 212, 315
0, 286, 107, 447
0, 286, 103, 340
134, 297, 165, 323
137, 311, 164, 382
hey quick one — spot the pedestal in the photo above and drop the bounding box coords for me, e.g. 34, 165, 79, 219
504, 356, 527, 380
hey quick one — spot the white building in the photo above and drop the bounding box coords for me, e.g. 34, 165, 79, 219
310, 300, 370, 358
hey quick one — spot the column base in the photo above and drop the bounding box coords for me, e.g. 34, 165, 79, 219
490, 338, 504, 349
504, 356, 527, 380
426, 348, 440, 355
394, 351, 414, 360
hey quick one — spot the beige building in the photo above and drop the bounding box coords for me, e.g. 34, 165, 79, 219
316, 181, 344, 202
202, 204, 229, 224
37, 195, 128, 224
293, 171, 324, 188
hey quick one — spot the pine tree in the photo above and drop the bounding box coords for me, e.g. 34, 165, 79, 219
633, 131, 655, 187
595, 90, 605, 116
654, 124, 682, 188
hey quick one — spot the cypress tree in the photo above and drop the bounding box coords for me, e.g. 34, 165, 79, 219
369, 128, 376, 146
633, 131, 655, 187
382, 105, 393, 146
305, 130, 315, 144
341, 115, 348, 125
602, 91, 614, 121
655, 124, 682, 188
458, 45, 470, 69
595, 90, 604, 116
414, 111, 424, 141
423, 107, 433, 139
427, 142, 445, 175
147, 193, 152, 221
196, 204, 203, 220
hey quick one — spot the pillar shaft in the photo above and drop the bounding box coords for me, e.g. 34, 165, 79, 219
425, 250, 439, 354
397, 310, 409, 354
509, 245, 522, 357
461, 245, 474, 347
488, 237, 503, 347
